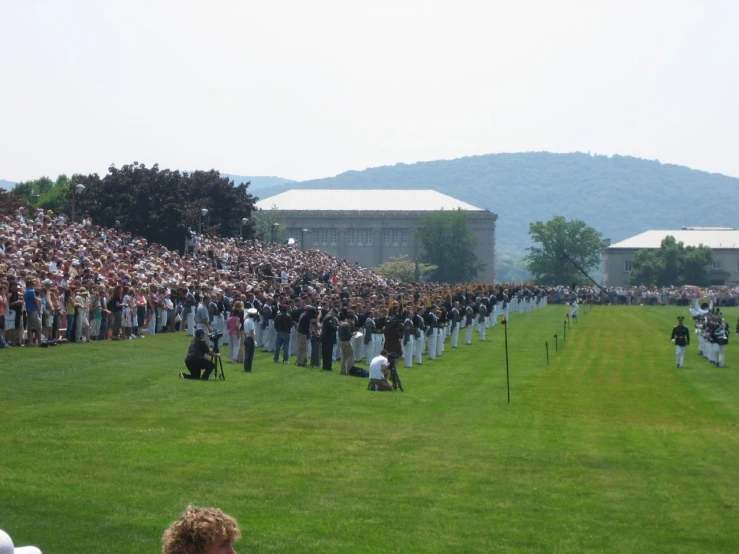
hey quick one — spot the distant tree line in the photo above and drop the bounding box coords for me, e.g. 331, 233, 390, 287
526, 216, 604, 285
5, 163, 258, 252
630, 236, 713, 287
267, 152, 739, 257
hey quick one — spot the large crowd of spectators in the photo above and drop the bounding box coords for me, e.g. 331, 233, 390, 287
549, 285, 739, 307
0, 208, 523, 353
2, 207, 737, 354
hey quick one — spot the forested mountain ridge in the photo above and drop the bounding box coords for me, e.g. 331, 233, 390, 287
221, 174, 296, 190
254, 152, 739, 256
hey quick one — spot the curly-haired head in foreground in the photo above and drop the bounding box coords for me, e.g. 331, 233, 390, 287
162, 505, 241, 554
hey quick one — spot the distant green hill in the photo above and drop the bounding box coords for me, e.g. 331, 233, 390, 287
0, 179, 14, 190
254, 152, 739, 256
222, 174, 296, 191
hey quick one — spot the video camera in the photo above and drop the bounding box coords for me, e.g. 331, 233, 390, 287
208, 330, 223, 350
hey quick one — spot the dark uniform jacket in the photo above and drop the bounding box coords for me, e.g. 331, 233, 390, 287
185, 337, 209, 362
274, 312, 294, 333
671, 324, 690, 347
321, 314, 338, 344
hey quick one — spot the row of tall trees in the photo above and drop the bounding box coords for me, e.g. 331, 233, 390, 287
7, 163, 258, 252
630, 236, 713, 287
6, 164, 714, 285
415, 209, 484, 283
525, 216, 604, 285
524, 216, 715, 287
6, 167, 485, 282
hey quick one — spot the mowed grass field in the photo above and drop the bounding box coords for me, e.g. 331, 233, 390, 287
1, 305, 738, 554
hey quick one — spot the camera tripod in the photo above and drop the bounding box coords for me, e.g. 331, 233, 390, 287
388, 356, 404, 392
209, 343, 225, 380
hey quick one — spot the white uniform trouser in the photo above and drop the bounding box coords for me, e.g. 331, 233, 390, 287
403, 336, 414, 368
158, 308, 168, 332
352, 334, 364, 361
427, 329, 437, 360
264, 321, 275, 352
255, 323, 263, 347
465, 323, 473, 345
361, 338, 372, 361
477, 321, 486, 341
368, 335, 377, 360
675, 345, 686, 367
210, 315, 221, 340
221, 316, 229, 345
77, 314, 90, 340
373, 334, 384, 360
186, 309, 195, 336
451, 326, 460, 348
491, 306, 497, 326
230, 338, 240, 362
289, 327, 297, 355
414, 330, 425, 364
90, 318, 101, 338
718, 344, 726, 367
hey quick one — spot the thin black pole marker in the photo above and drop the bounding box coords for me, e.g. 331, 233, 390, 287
554, 333, 558, 352
546, 341, 549, 365
502, 316, 510, 404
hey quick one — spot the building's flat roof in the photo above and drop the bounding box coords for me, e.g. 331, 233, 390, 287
256, 189, 484, 212
608, 228, 739, 249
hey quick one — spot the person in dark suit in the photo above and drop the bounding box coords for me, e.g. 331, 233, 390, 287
671, 315, 690, 368
382, 318, 404, 357
320, 308, 338, 371
181, 328, 217, 380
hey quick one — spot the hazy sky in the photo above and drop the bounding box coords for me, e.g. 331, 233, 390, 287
1, 0, 738, 183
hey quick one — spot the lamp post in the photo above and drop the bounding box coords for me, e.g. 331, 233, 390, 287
240, 217, 249, 240
71, 184, 86, 222
199, 208, 209, 234
271, 222, 280, 243
301, 228, 309, 249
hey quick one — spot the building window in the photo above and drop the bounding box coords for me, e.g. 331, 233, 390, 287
712, 260, 721, 270
736, 261, 739, 273
624, 260, 631, 272
316, 229, 337, 246
347, 229, 372, 246
384, 229, 407, 246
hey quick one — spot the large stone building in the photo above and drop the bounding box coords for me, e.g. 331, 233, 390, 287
255, 189, 498, 282
602, 227, 739, 287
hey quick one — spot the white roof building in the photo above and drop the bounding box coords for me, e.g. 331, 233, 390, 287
255, 188, 497, 282
603, 227, 739, 287
608, 228, 739, 250
255, 189, 484, 212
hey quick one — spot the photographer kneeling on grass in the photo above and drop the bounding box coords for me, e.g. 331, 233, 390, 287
180, 328, 218, 380
369, 349, 394, 391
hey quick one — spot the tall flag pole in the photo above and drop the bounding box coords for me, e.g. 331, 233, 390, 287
502, 316, 510, 404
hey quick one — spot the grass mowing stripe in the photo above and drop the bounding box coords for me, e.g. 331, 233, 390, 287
1, 306, 737, 553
